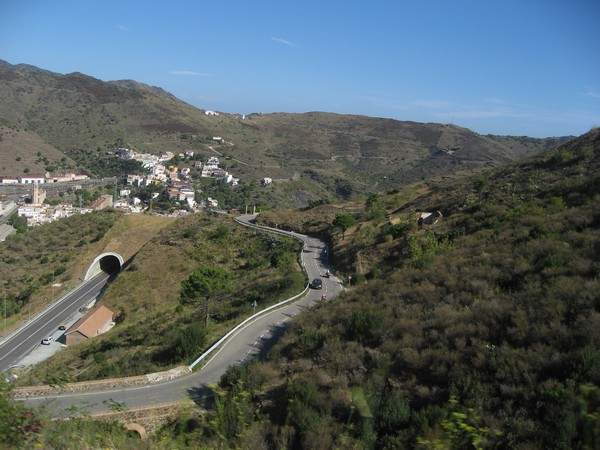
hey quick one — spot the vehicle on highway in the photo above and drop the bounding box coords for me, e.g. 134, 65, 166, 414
310, 278, 323, 289
41, 337, 54, 345
58, 324, 66, 330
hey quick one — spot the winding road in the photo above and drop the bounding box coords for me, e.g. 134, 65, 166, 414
21, 215, 343, 417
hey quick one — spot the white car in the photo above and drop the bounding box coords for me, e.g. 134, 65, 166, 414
41, 337, 54, 345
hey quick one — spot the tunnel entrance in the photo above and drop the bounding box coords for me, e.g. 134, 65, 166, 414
84, 252, 124, 280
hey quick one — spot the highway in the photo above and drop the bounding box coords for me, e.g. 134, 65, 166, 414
0, 273, 111, 372
21, 217, 344, 417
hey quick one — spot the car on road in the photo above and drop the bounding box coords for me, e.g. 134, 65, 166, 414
41, 337, 54, 345
58, 324, 66, 330
310, 278, 323, 289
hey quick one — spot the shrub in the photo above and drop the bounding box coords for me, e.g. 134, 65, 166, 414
175, 322, 208, 360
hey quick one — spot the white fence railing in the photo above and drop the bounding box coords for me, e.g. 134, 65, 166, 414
188, 216, 310, 371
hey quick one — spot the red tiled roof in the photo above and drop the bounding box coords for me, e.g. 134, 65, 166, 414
65, 305, 114, 338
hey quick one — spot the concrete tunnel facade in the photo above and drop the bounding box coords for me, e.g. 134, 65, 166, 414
84, 252, 124, 280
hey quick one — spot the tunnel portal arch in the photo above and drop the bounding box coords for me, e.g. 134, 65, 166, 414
84, 252, 124, 280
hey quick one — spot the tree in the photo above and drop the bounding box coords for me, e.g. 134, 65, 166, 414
180, 267, 232, 326
8, 213, 27, 232
175, 322, 208, 360
366, 193, 385, 222
333, 212, 357, 239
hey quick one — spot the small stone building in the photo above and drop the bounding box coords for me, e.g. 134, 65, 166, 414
417, 211, 443, 226
64, 305, 114, 345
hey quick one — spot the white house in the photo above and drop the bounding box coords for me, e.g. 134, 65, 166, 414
126, 174, 143, 186
19, 174, 45, 184
262, 177, 272, 186
1, 177, 19, 184
205, 110, 219, 116
212, 169, 228, 180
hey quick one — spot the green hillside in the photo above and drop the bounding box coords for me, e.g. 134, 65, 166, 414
170, 128, 600, 449
14, 212, 305, 385
5, 128, 596, 450
0, 58, 594, 448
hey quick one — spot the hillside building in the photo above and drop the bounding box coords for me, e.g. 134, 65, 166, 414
19, 174, 45, 184
88, 194, 113, 210
64, 305, 114, 345
32, 184, 46, 205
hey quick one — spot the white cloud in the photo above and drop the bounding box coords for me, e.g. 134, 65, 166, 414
271, 37, 298, 47
586, 90, 600, 99
118, 25, 128, 31
170, 70, 211, 76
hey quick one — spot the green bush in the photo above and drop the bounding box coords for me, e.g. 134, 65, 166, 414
175, 322, 208, 360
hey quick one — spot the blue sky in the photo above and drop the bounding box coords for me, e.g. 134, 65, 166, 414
1, 0, 599, 138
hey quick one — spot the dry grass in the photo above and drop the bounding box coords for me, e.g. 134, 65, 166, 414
0, 126, 78, 177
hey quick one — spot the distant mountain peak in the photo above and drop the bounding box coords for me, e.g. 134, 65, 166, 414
109, 79, 176, 99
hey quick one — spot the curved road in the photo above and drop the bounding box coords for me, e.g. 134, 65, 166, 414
22, 216, 343, 417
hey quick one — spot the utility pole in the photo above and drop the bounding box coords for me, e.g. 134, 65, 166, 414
3, 293, 6, 340
113, 178, 118, 207
51, 268, 55, 303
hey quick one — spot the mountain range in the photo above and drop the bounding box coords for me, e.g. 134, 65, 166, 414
0, 59, 573, 206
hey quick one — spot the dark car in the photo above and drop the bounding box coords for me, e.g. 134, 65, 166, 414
310, 278, 323, 289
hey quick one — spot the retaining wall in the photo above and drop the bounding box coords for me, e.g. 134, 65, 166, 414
11, 366, 190, 399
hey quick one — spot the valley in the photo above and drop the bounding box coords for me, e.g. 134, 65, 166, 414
0, 59, 597, 449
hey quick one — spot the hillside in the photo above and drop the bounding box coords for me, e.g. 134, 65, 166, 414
3, 128, 598, 447
178, 128, 600, 449
14, 212, 306, 385
0, 60, 571, 208
0, 211, 173, 332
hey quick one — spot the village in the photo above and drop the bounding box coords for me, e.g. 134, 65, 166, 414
0, 146, 247, 228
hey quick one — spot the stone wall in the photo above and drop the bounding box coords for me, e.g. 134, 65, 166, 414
11, 366, 190, 399
90, 400, 201, 437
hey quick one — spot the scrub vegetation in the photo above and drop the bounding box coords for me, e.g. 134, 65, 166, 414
15, 213, 305, 385
146, 128, 600, 449
5, 128, 598, 448
0, 210, 121, 323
